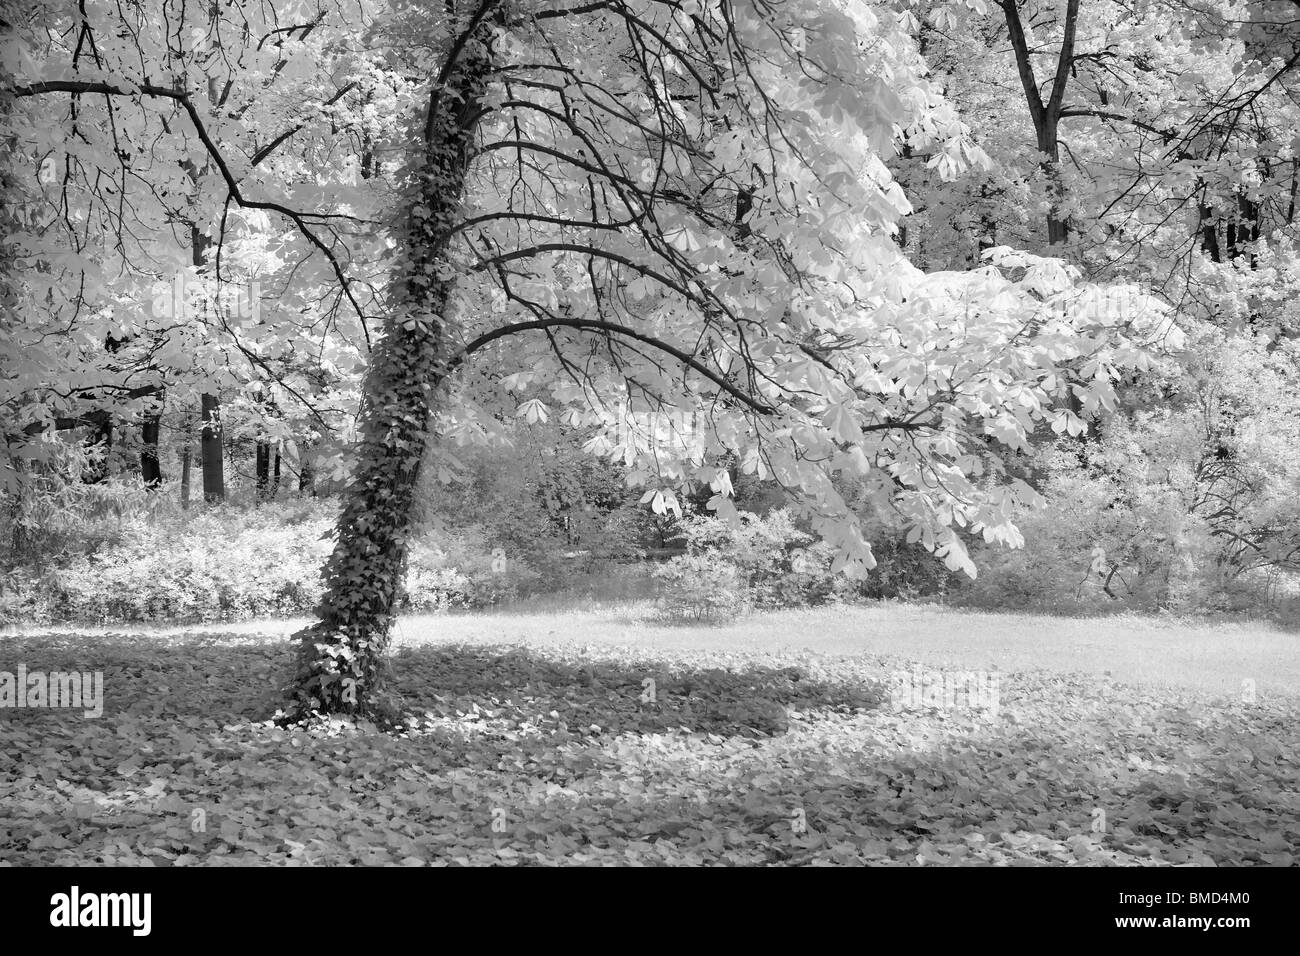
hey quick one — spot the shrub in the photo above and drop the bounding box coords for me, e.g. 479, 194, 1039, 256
410, 527, 543, 607
591, 505, 657, 560
404, 540, 474, 611
0, 501, 335, 623
673, 509, 844, 609
0, 499, 536, 624
652, 553, 748, 620
855, 521, 962, 602
2, 468, 155, 570
957, 437, 1233, 615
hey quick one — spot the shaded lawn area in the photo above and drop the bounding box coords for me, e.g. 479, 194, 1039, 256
1, 607, 1297, 866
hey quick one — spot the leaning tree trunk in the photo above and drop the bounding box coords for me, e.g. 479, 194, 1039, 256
286, 7, 498, 720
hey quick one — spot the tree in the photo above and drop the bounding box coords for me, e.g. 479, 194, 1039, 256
280, 0, 1174, 718
999, 0, 1080, 245
3, 1, 370, 502
894, 0, 1300, 613
4, 0, 1174, 720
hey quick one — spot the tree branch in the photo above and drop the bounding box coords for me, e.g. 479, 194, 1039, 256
998, 0, 1045, 128
13, 79, 372, 346
451, 317, 776, 414
1046, 0, 1081, 119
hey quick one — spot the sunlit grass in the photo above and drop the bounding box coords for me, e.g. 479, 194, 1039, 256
390, 602, 1300, 698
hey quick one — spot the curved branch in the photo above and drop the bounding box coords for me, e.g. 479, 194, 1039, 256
450, 316, 776, 414
13, 79, 372, 346
472, 241, 698, 302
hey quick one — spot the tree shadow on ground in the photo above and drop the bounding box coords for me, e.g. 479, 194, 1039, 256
0, 630, 887, 735
390, 642, 886, 737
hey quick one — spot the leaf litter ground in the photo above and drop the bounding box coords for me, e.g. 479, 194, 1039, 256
1, 617, 1296, 865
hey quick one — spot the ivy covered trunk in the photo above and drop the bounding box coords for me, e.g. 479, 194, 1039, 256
286, 7, 499, 720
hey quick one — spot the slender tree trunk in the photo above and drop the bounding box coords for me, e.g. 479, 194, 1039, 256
189, 216, 225, 503
1227, 193, 1260, 266
84, 333, 130, 484
1001, 0, 1089, 432
287, 4, 500, 720
255, 441, 271, 501
1000, 0, 1078, 247
296, 437, 316, 496
1199, 194, 1259, 266
254, 386, 275, 501
298, 453, 315, 496
1287, 159, 1297, 225
1038, 118, 1070, 246
1199, 200, 1223, 263
199, 392, 223, 503
270, 447, 281, 500
180, 408, 193, 510
180, 446, 192, 509
974, 183, 999, 265
141, 403, 164, 489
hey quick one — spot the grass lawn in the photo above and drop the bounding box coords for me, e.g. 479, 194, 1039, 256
389, 602, 1300, 698
2, 604, 1297, 866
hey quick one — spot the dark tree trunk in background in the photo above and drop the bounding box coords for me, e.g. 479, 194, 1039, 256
298, 443, 315, 496
255, 442, 271, 500
254, 384, 276, 501
1199, 202, 1223, 263
287, 5, 500, 720
1197, 184, 1261, 478
180, 409, 193, 510
271, 448, 281, 500
180, 445, 192, 509
1227, 194, 1260, 266
191, 223, 225, 503
200, 392, 224, 503
81, 330, 126, 484
141, 411, 163, 488
975, 183, 999, 263
1199, 196, 1259, 266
